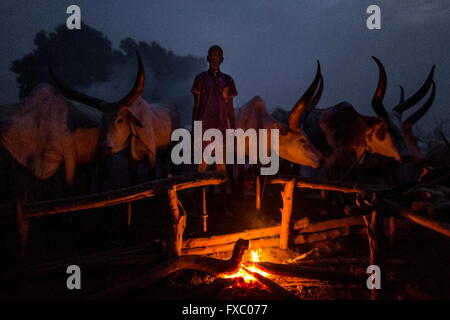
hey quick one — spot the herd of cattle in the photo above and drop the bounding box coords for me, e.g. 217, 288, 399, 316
0, 54, 448, 203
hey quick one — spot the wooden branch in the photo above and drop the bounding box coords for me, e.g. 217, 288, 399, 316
280, 179, 295, 249
294, 258, 408, 266
271, 175, 391, 193
167, 188, 186, 257
254, 261, 366, 283
0, 171, 225, 218
181, 226, 360, 255
88, 239, 249, 299
243, 267, 299, 300
385, 199, 450, 238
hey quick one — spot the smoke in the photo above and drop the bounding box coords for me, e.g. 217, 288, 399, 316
76, 57, 197, 127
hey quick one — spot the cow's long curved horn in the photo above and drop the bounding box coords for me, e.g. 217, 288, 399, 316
371, 56, 388, 118
404, 81, 436, 125
119, 51, 145, 107
288, 61, 322, 130
393, 65, 435, 115
49, 66, 105, 109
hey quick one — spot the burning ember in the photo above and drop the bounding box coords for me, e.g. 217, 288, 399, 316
219, 249, 270, 287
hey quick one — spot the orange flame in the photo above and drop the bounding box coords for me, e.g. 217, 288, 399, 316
219, 249, 269, 286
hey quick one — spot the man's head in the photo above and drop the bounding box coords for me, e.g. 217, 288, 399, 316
207, 45, 224, 71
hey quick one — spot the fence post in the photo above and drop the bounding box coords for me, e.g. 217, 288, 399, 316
365, 199, 385, 300
127, 201, 132, 226
167, 188, 186, 257
15, 199, 29, 258
256, 175, 261, 212
279, 179, 295, 249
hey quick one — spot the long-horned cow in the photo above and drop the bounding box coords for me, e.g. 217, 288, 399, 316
0, 83, 104, 199
300, 57, 435, 181
236, 62, 323, 169
51, 53, 179, 183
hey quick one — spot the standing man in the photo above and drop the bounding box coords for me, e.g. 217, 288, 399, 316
191, 45, 237, 220
191, 45, 238, 173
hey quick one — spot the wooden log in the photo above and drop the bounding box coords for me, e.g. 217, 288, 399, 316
254, 261, 366, 283
271, 175, 391, 193
167, 188, 186, 257
183, 217, 310, 249
294, 215, 367, 233
243, 267, 299, 300
4, 171, 225, 218
280, 179, 295, 249
385, 199, 450, 238
88, 239, 249, 299
181, 227, 359, 255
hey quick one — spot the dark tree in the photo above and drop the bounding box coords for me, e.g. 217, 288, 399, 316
11, 23, 114, 98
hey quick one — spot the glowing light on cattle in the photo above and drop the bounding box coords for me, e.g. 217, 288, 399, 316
219, 249, 269, 286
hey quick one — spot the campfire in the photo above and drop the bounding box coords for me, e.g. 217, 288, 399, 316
219, 249, 270, 287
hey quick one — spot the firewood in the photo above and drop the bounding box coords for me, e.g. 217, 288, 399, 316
182, 237, 280, 256
243, 267, 299, 300
88, 239, 249, 299
254, 261, 366, 284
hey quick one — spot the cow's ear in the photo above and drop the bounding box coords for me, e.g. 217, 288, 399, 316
272, 123, 288, 136
128, 112, 143, 128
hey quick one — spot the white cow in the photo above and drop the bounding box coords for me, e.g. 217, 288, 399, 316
236, 62, 324, 169
51, 53, 180, 183
0, 83, 103, 199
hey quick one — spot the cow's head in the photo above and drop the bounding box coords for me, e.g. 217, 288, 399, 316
370, 56, 435, 163
274, 62, 323, 168
50, 52, 145, 155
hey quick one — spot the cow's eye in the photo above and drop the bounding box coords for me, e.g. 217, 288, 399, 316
299, 138, 306, 143
117, 118, 124, 124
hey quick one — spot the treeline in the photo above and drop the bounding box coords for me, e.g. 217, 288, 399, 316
11, 23, 205, 124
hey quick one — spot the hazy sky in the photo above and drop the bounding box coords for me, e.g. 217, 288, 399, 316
1, 0, 449, 134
